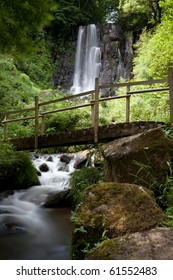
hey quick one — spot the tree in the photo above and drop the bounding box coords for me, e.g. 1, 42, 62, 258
0, 0, 56, 54
51, 0, 106, 39
133, 0, 173, 79
116, 0, 161, 30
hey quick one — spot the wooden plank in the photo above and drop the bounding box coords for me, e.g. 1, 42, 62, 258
126, 86, 130, 122
2, 115, 8, 141
34, 96, 39, 149
9, 122, 163, 150
99, 78, 168, 89
94, 78, 99, 142
0, 106, 35, 116
41, 103, 92, 116
128, 87, 169, 95
1, 115, 35, 124
39, 90, 95, 107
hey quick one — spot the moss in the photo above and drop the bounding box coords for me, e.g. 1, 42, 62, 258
0, 143, 39, 191
71, 182, 164, 259
85, 236, 138, 260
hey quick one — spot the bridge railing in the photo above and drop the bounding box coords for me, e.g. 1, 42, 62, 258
1, 68, 173, 148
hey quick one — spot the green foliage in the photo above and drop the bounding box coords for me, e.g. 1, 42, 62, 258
99, 85, 169, 124
0, 53, 42, 139
15, 36, 54, 89
0, 54, 40, 112
0, 0, 56, 54
69, 166, 103, 207
52, 0, 105, 37
0, 142, 39, 191
45, 107, 91, 133
115, 0, 161, 30
132, 158, 173, 211
133, 21, 173, 79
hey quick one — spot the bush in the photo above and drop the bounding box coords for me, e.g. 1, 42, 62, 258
0, 142, 39, 192
69, 166, 103, 208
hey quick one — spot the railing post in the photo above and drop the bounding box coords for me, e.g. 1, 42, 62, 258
126, 85, 130, 122
94, 77, 99, 143
41, 106, 46, 136
34, 96, 39, 149
168, 67, 173, 126
91, 94, 95, 127
2, 115, 8, 141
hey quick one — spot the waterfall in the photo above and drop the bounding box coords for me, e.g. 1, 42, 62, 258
70, 24, 101, 94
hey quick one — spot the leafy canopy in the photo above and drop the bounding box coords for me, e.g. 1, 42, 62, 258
133, 0, 173, 79
0, 0, 56, 53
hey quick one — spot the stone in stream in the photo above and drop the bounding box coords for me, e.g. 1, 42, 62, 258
39, 163, 49, 172
60, 154, 73, 164
43, 189, 71, 208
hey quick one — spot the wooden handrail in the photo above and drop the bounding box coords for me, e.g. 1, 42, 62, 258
1, 69, 172, 145
99, 77, 168, 89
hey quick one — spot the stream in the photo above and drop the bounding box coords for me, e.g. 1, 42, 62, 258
0, 153, 76, 260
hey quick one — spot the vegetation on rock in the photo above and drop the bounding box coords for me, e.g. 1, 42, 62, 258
71, 182, 164, 259
0, 142, 39, 192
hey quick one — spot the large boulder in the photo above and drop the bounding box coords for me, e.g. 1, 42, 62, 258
101, 128, 173, 187
71, 182, 164, 259
86, 227, 173, 260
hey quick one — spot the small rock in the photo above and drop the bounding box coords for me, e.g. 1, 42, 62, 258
39, 163, 49, 172
60, 154, 72, 164
47, 156, 53, 162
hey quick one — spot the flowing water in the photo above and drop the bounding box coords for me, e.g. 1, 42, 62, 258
0, 153, 75, 260
70, 24, 101, 94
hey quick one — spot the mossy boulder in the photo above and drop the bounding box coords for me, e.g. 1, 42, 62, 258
0, 143, 39, 192
71, 182, 164, 259
85, 227, 173, 260
101, 128, 173, 188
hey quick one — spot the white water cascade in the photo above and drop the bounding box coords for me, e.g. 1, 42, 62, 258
0, 153, 76, 260
70, 24, 101, 94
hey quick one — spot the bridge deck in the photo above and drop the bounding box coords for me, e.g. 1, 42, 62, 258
9, 122, 163, 150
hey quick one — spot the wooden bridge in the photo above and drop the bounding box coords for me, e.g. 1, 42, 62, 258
1, 68, 173, 150
8, 122, 163, 150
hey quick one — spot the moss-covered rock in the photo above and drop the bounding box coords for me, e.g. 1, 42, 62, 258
101, 128, 173, 189
0, 143, 39, 192
85, 227, 173, 260
71, 182, 164, 259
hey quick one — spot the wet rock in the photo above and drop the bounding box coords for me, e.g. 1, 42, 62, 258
58, 166, 69, 172
47, 156, 53, 162
44, 189, 71, 208
39, 163, 49, 172
0, 190, 15, 198
101, 128, 173, 188
86, 228, 173, 260
71, 182, 164, 259
74, 150, 89, 169
36, 170, 42, 176
60, 154, 73, 164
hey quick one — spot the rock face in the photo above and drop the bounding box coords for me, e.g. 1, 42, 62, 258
101, 128, 173, 187
86, 227, 173, 260
71, 182, 164, 259
53, 24, 134, 92
100, 24, 133, 96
